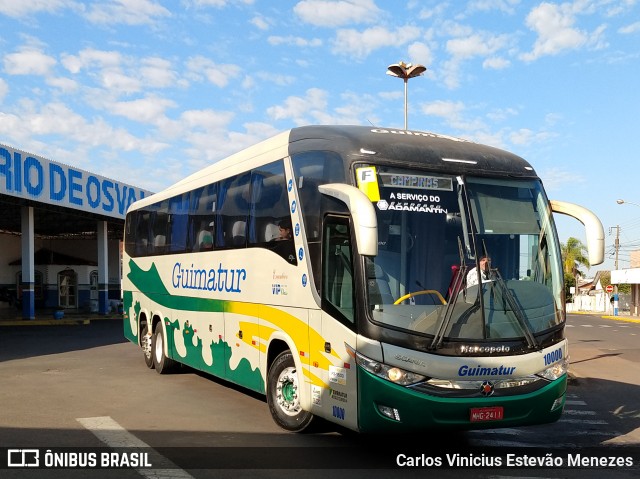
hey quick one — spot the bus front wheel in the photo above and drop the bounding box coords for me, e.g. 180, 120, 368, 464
267, 350, 314, 432
152, 324, 177, 374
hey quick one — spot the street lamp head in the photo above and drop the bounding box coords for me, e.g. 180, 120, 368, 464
406, 64, 427, 79
616, 199, 625, 205
386, 64, 405, 78
386, 62, 427, 80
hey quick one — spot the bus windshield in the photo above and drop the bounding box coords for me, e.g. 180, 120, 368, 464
365, 167, 564, 343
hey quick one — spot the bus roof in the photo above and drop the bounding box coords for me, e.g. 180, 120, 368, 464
129, 125, 537, 211
288, 125, 536, 178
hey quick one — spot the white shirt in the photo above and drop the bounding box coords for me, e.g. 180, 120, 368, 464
466, 267, 491, 288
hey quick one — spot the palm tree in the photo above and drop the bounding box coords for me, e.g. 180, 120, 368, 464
561, 237, 590, 300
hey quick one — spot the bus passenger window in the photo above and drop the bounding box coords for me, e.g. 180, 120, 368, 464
217, 173, 250, 248
248, 159, 296, 264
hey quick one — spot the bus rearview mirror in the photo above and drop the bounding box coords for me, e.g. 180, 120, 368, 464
318, 184, 378, 257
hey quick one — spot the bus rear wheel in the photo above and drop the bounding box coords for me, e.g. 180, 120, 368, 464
152, 324, 177, 374
267, 350, 314, 432
141, 323, 154, 369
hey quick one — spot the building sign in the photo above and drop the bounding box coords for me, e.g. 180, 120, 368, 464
0, 144, 151, 219
611, 268, 640, 284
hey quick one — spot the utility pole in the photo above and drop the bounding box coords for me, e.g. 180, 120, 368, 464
612, 225, 620, 270
610, 225, 620, 316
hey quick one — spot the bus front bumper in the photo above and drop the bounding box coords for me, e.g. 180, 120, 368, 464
357, 367, 566, 433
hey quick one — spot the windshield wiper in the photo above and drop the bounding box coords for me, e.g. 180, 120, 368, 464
430, 238, 467, 350
489, 269, 539, 350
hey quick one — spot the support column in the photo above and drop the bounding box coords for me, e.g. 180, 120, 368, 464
97, 220, 109, 315
21, 206, 35, 320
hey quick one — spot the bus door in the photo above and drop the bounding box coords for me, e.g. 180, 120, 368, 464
318, 215, 359, 430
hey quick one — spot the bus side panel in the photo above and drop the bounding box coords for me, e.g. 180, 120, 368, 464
223, 305, 265, 394
122, 286, 138, 344
167, 309, 228, 380
305, 309, 359, 431
322, 311, 359, 431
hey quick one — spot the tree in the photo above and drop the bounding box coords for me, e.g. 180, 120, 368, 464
561, 237, 590, 276
561, 237, 590, 300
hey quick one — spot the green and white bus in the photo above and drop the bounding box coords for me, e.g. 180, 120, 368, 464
122, 125, 604, 433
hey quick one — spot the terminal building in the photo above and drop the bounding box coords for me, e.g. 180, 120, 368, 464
0, 143, 151, 320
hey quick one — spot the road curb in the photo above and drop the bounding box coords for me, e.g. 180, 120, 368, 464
571, 310, 640, 323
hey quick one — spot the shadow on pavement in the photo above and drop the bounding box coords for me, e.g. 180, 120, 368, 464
0, 320, 125, 361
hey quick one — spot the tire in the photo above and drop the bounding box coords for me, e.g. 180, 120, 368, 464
266, 350, 314, 432
152, 324, 177, 374
141, 323, 154, 369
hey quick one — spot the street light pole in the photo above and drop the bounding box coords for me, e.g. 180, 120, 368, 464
386, 61, 427, 130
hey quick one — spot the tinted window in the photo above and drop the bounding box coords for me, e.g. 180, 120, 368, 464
249, 160, 296, 264
217, 173, 250, 248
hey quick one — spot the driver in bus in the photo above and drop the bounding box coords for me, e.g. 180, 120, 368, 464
274, 218, 292, 241
466, 255, 492, 288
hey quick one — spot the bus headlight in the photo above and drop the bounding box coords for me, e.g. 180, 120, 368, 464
537, 358, 568, 381
356, 352, 425, 386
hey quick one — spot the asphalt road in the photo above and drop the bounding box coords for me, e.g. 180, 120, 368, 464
1, 316, 639, 478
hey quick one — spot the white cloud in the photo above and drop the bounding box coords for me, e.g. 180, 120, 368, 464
520, 2, 589, 61
107, 96, 176, 123
438, 106, 487, 132
538, 166, 583, 192
3, 47, 57, 75
100, 69, 141, 94
416, 2, 448, 20
267, 89, 378, 126
0, 101, 166, 156
407, 42, 434, 69
185, 0, 254, 7
378, 90, 403, 101
45, 76, 79, 93
250, 15, 270, 30
483, 56, 510, 69
139, 57, 179, 88
268, 36, 323, 47
421, 99, 466, 120
466, 0, 520, 15
509, 128, 553, 146
420, 99, 556, 150
619, 21, 640, 34
255, 71, 296, 86
438, 30, 513, 88
294, 0, 381, 27
267, 88, 328, 125
61, 48, 123, 74
446, 32, 511, 60
185, 56, 241, 88
0, 78, 8, 102
181, 109, 234, 130
0, 0, 76, 18
332, 25, 422, 58
486, 107, 519, 122
84, 0, 171, 25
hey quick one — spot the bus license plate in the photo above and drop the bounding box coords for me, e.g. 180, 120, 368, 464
470, 406, 504, 422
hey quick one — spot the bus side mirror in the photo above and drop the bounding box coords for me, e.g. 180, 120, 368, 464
318, 184, 378, 257
550, 200, 604, 266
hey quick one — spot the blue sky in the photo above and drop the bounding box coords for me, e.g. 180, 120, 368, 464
1, 0, 639, 272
